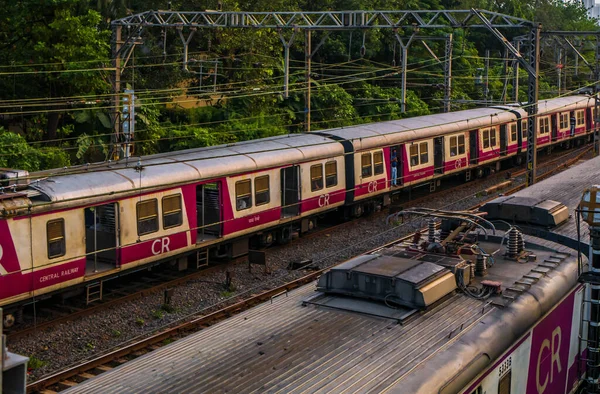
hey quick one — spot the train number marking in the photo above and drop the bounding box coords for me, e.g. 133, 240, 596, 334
151, 237, 171, 255
536, 326, 562, 393
318, 194, 330, 207
368, 181, 378, 193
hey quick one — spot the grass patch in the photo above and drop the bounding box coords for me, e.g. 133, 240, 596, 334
135, 318, 145, 326
152, 309, 164, 319
28, 356, 47, 370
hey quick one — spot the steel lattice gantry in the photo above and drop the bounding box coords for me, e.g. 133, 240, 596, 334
112, 9, 533, 29
110, 9, 540, 185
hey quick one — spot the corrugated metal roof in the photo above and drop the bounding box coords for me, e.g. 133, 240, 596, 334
65, 286, 486, 394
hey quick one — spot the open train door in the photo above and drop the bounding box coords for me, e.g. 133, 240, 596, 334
84, 202, 119, 273
197, 182, 221, 242
551, 114, 558, 142
434, 137, 444, 174
469, 130, 478, 165
499, 125, 507, 155
391, 144, 404, 186
281, 165, 300, 218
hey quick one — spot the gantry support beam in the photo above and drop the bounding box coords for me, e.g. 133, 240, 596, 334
393, 30, 419, 113
112, 9, 532, 29
526, 25, 541, 187
444, 34, 453, 113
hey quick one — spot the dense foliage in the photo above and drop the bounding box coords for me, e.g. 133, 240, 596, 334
0, 0, 597, 170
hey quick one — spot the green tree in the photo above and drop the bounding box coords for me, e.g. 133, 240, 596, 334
0, 129, 41, 172
0, 1, 110, 141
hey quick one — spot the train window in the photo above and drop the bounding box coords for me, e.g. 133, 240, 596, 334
482, 129, 490, 149
311, 164, 324, 191
559, 113, 569, 129
361, 153, 373, 177
137, 199, 159, 235
458, 135, 465, 154
449, 136, 465, 156
576, 110, 585, 126
409, 145, 419, 166
47, 219, 66, 259
162, 194, 183, 229
449, 136, 458, 156
325, 161, 337, 187
510, 124, 517, 142
490, 128, 497, 146
419, 142, 428, 164
373, 151, 384, 175
235, 180, 252, 211
255, 175, 270, 206
522, 120, 528, 140
538, 117, 550, 135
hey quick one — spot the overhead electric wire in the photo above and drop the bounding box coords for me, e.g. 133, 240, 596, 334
0, 98, 440, 153
2, 79, 594, 184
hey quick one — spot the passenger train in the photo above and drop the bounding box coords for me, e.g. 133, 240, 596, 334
0, 94, 596, 327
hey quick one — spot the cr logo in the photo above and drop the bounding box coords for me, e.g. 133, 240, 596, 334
455, 159, 462, 169
536, 326, 562, 393
318, 194, 330, 207
368, 181, 378, 193
151, 237, 171, 255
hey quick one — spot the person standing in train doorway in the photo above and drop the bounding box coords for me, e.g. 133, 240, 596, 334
391, 148, 398, 187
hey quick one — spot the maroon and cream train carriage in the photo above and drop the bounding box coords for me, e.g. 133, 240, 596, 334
0, 133, 347, 318
0, 94, 596, 326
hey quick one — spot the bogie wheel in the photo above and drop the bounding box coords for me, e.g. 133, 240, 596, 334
3, 313, 15, 329
353, 204, 364, 218
476, 167, 485, 178
277, 227, 292, 244
261, 232, 274, 247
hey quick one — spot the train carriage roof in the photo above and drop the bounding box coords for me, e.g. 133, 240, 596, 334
29, 133, 342, 204
321, 95, 593, 150
321, 106, 523, 150
23, 95, 594, 205
537, 94, 593, 114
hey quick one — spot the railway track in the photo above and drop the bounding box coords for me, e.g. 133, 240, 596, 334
26, 146, 594, 393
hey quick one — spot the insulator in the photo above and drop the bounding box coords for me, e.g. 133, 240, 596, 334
428, 219, 437, 244
475, 254, 487, 277
506, 227, 521, 258
439, 229, 450, 242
